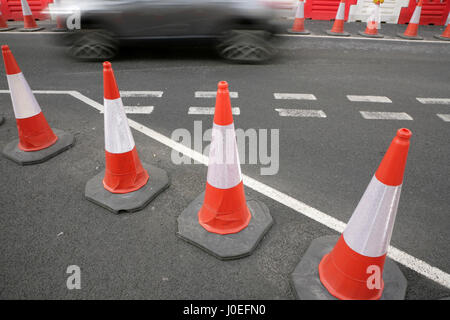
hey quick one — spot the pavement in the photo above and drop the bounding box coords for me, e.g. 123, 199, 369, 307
0, 22, 449, 299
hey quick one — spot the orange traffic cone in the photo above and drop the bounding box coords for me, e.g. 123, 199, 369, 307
327, 0, 350, 36
177, 81, 273, 260
288, 0, 310, 35
1, 45, 74, 164
51, 0, 67, 32
434, 11, 450, 41
19, 0, 44, 32
359, 3, 383, 38
84, 61, 169, 213
291, 128, 410, 300
398, 0, 423, 40
0, 10, 15, 32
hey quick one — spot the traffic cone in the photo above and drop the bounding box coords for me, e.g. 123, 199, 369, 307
358, 3, 384, 38
51, 0, 67, 32
19, 0, 44, 32
291, 128, 410, 300
397, 0, 423, 40
1, 45, 74, 165
326, 0, 350, 36
84, 61, 169, 214
288, 0, 310, 34
0, 10, 15, 32
177, 81, 273, 260
434, 11, 450, 41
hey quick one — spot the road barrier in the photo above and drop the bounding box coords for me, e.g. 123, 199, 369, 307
0, 10, 15, 31
327, 0, 351, 36
288, 0, 311, 34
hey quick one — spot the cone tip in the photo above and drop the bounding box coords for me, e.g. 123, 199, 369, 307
2, 45, 10, 52
397, 128, 412, 140
218, 81, 228, 90
103, 61, 112, 70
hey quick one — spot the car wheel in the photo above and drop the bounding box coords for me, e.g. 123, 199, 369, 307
216, 30, 276, 63
69, 31, 119, 62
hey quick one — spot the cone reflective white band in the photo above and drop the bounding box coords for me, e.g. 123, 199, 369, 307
336, 3, 345, 20
295, 1, 305, 19
410, 5, 422, 24
21, 0, 33, 16
104, 97, 135, 154
207, 122, 242, 190
445, 12, 450, 26
367, 3, 381, 29
7, 72, 41, 119
343, 175, 402, 257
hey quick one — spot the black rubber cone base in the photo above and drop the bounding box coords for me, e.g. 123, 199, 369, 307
326, 30, 351, 37
358, 30, 384, 38
0, 27, 15, 32
18, 27, 45, 32
85, 163, 169, 214
2, 129, 75, 165
397, 32, 423, 40
287, 29, 311, 35
290, 235, 407, 300
434, 34, 450, 41
177, 192, 273, 260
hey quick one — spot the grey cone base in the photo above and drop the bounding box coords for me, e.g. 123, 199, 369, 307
177, 192, 273, 260
397, 32, 423, 40
358, 30, 384, 38
85, 163, 169, 214
326, 30, 351, 37
290, 235, 407, 300
18, 27, 45, 32
2, 129, 75, 165
0, 27, 16, 32
434, 35, 450, 41
287, 29, 311, 35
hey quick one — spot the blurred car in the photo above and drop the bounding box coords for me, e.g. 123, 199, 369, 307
56, 0, 282, 63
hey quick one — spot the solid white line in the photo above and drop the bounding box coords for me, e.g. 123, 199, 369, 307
188, 107, 240, 115
360, 111, 413, 120
120, 91, 163, 98
417, 98, 450, 105
100, 106, 154, 114
275, 108, 326, 118
195, 91, 238, 98
436, 114, 450, 122
2, 89, 450, 290
274, 93, 317, 100
347, 95, 392, 103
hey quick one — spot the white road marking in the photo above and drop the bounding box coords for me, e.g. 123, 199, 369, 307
1, 89, 450, 290
188, 107, 240, 115
100, 106, 154, 114
275, 108, 326, 118
120, 91, 163, 98
274, 93, 317, 100
416, 98, 450, 105
195, 91, 238, 98
347, 95, 392, 103
360, 111, 413, 120
437, 114, 450, 122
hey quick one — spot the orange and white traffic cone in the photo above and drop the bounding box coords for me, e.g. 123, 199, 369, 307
288, 0, 310, 35
434, 11, 450, 41
177, 81, 273, 260
291, 128, 410, 300
398, 0, 423, 40
326, 0, 350, 36
0, 10, 15, 32
358, 2, 383, 38
84, 61, 169, 214
51, 0, 67, 32
1, 45, 74, 165
19, 0, 44, 32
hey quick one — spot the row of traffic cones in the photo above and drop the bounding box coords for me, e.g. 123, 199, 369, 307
1, 43, 412, 299
288, 0, 450, 41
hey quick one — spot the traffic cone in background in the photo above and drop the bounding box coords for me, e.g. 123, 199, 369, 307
84, 61, 169, 214
397, 0, 423, 40
288, 0, 310, 34
291, 128, 410, 300
177, 81, 273, 260
326, 0, 350, 36
1, 45, 74, 165
358, 2, 383, 38
0, 10, 15, 32
434, 11, 450, 41
51, 0, 67, 32
19, 0, 44, 32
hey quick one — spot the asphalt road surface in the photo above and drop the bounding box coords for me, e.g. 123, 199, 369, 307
0, 29, 449, 299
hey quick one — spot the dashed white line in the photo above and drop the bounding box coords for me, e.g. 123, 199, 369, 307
195, 91, 238, 98
274, 93, 317, 100
275, 108, 326, 118
437, 114, 450, 122
360, 111, 413, 120
100, 106, 154, 114
120, 91, 163, 98
188, 107, 240, 115
416, 98, 450, 105
347, 95, 392, 103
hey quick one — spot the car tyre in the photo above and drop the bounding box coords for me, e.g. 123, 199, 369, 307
69, 31, 119, 62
